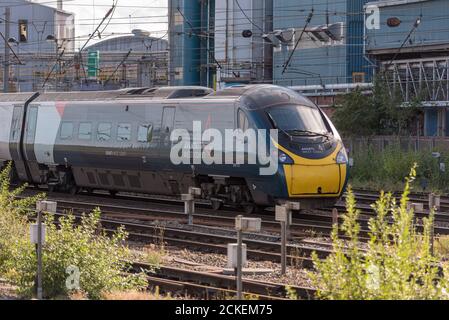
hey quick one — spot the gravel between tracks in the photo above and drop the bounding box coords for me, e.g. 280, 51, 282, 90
129, 242, 315, 289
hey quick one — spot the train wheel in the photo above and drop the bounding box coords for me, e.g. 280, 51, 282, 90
243, 204, 257, 215
109, 190, 118, 198
69, 185, 79, 196
211, 200, 222, 211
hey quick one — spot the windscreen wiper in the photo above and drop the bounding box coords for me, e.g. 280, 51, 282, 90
266, 113, 293, 141
287, 129, 332, 139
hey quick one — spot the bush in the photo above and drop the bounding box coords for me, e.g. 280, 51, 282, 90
0, 163, 148, 299
0, 163, 44, 277
310, 165, 449, 299
332, 78, 421, 137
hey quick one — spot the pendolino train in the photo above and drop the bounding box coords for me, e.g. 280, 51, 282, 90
0, 85, 348, 213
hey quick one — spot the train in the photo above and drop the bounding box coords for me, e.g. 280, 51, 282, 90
0, 84, 348, 213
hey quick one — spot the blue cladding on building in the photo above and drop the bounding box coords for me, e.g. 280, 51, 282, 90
273, 0, 371, 86
169, 0, 202, 86
169, 0, 215, 87
365, 0, 449, 52
366, 0, 449, 137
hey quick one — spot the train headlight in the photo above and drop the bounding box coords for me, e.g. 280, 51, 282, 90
278, 151, 294, 164
336, 148, 348, 164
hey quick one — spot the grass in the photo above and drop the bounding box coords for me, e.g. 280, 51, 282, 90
349, 144, 449, 193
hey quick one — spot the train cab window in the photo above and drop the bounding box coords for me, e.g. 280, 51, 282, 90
238, 110, 249, 131
78, 122, 92, 140
138, 124, 153, 143
117, 123, 131, 141
60, 122, 74, 140
267, 105, 330, 135
97, 122, 112, 141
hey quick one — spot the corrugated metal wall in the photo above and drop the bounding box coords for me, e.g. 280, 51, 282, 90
365, 0, 449, 52
273, 0, 371, 86
168, 0, 202, 86
168, 0, 215, 87
346, 0, 371, 83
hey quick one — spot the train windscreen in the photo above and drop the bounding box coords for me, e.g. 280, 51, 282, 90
266, 105, 331, 137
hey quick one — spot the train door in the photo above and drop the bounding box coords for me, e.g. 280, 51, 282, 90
9, 104, 29, 181
23, 105, 41, 183
159, 106, 176, 153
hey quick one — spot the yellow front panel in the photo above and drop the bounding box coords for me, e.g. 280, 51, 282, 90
278, 141, 347, 198
290, 164, 341, 195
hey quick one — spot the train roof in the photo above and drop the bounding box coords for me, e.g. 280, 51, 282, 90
206, 84, 316, 109
0, 86, 213, 103
0, 85, 315, 109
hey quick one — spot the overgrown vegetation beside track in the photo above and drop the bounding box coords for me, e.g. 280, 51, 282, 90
349, 144, 449, 193
310, 165, 449, 299
0, 163, 149, 299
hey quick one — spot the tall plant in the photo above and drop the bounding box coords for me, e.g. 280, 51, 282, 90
310, 164, 449, 299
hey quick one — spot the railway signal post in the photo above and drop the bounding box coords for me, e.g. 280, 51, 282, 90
181, 187, 201, 225
32, 201, 57, 299
234, 215, 261, 299
276, 202, 299, 275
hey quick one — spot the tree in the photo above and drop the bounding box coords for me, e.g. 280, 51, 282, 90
332, 78, 421, 137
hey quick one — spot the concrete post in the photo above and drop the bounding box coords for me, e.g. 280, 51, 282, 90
182, 187, 201, 226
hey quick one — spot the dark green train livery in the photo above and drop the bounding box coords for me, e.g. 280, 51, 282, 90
0, 85, 348, 212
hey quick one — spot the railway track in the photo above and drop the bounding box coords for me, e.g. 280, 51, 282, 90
22, 186, 449, 247
22, 187, 449, 299
132, 262, 316, 300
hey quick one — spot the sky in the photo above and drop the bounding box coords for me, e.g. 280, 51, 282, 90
35, 0, 168, 48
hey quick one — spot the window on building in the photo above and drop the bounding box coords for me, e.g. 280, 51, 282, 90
18, 20, 28, 43
352, 72, 365, 84
78, 122, 92, 140
117, 123, 131, 141
60, 122, 73, 140
97, 122, 112, 141
138, 124, 153, 142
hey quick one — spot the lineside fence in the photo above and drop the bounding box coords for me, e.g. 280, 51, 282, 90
344, 136, 449, 154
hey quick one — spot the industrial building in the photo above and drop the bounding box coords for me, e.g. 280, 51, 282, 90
168, 0, 372, 89
77, 29, 169, 91
365, 0, 449, 136
0, 0, 75, 92
168, 0, 273, 88
272, 0, 372, 87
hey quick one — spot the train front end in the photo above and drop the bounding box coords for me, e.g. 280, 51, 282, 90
243, 85, 349, 209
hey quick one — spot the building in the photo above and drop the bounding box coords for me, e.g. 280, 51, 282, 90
168, 0, 372, 91
214, 0, 273, 88
77, 29, 168, 91
0, 0, 75, 92
271, 0, 371, 87
365, 0, 449, 136
168, 0, 214, 87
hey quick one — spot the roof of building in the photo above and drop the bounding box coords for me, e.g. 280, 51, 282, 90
16, 0, 74, 16
85, 29, 168, 53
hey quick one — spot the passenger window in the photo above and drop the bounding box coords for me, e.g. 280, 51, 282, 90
60, 122, 73, 140
138, 124, 153, 142
117, 123, 131, 141
78, 122, 92, 140
238, 110, 249, 131
97, 122, 112, 141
